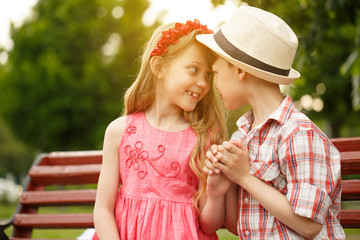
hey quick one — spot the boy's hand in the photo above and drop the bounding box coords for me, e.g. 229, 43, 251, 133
213, 140, 250, 185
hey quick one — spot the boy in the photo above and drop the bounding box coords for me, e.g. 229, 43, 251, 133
197, 5, 345, 239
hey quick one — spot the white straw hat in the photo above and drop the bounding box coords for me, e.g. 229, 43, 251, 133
196, 5, 300, 84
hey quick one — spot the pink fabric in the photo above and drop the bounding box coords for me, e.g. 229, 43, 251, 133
93, 112, 217, 240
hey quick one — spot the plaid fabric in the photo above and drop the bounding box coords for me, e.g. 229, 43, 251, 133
231, 95, 345, 239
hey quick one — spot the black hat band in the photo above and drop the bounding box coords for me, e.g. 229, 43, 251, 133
214, 29, 290, 76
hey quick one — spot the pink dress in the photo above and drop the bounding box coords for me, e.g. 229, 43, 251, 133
93, 112, 218, 240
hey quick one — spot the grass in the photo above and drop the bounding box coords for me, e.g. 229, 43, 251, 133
0, 201, 17, 220
217, 229, 238, 239
0, 201, 17, 237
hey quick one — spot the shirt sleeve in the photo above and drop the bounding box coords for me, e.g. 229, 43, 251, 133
279, 129, 342, 224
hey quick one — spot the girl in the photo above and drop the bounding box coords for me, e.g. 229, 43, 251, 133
92, 19, 227, 240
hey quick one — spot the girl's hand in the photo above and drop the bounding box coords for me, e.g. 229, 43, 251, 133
206, 165, 231, 196
203, 144, 221, 175
204, 144, 221, 175
207, 173, 231, 196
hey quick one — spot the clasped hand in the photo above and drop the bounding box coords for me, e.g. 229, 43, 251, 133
203, 140, 250, 190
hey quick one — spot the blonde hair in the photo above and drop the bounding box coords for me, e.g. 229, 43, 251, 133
123, 22, 227, 211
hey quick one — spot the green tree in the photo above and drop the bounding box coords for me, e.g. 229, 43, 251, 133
0, 0, 153, 152
285, 0, 360, 137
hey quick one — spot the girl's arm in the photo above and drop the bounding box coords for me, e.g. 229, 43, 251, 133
93, 117, 126, 240
224, 182, 238, 235
199, 174, 227, 234
199, 147, 231, 234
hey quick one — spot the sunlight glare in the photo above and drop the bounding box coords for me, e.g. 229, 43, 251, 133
143, 0, 239, 30
0, 0, 37, 50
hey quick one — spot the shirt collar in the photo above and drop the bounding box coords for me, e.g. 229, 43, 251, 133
236, 95, 295, 130
268, 95, 295, 125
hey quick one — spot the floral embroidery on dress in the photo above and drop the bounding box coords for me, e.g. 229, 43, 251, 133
125, 125, 137, 135
125, 141, 181, 179
187, 175, 193, 186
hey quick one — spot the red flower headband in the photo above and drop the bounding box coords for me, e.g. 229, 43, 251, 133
150, 19, 213, 57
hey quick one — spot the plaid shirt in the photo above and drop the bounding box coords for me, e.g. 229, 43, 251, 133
231, 96, 345, 240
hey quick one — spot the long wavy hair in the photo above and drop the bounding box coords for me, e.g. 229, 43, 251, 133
123, 22, 227, 211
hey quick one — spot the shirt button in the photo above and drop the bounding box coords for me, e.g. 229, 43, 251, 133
244, 197, 249, 203
245, 230, 250, 236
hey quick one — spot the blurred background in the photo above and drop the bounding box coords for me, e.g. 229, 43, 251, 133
0, 0, 359, 239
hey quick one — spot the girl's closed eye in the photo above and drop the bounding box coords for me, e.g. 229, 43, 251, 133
205, 71, 214, 82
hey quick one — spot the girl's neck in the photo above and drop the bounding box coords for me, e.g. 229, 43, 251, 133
145, 103, 189, 132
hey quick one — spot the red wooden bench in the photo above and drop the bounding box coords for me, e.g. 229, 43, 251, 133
0, 137, 359, 239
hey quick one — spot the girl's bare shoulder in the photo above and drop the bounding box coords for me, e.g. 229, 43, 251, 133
105, 116, 127, 139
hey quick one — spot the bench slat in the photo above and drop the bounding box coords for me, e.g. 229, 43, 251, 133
341, 179, 360, 200
332, 137, 360, 152
340, 152, 360, 175
20, 190, 96, 206
40, 151, 102, 166
340, 209, 360, 228
12, 210, 360, 231
29, 164, 101, 185
13, 213, 93, 228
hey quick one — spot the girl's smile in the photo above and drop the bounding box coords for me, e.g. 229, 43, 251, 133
186, 90, 200, 98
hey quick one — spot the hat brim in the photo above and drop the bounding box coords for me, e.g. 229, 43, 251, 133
196, 34, 300, 85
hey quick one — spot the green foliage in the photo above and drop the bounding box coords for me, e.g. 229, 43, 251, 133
289, 0, 360, 137
0, 0, 152, 152
0, 118, 33, 181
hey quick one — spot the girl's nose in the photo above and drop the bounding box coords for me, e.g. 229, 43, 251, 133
196, 76, 208, 88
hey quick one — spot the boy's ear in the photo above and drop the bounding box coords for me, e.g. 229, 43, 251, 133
237, 68, 247, 81
150, 56, 164, 79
